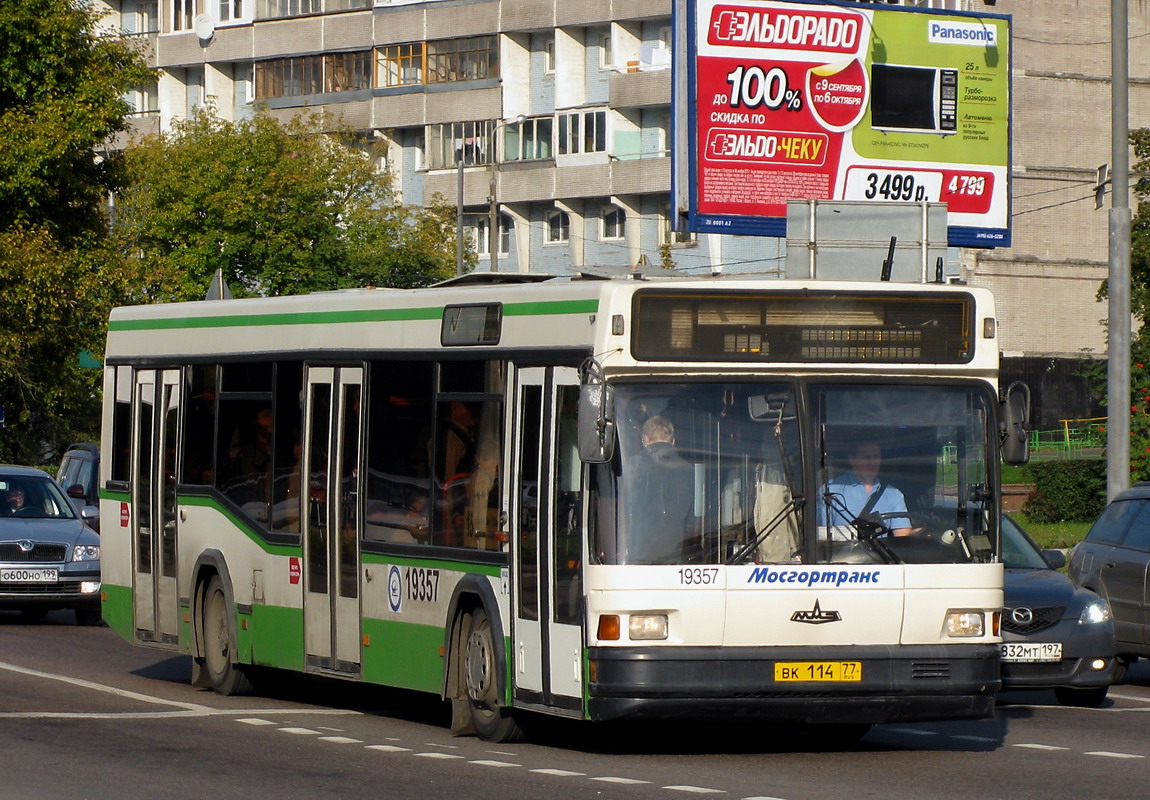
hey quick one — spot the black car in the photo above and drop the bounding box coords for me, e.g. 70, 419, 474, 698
1068, 482, 1150, 680
57, 442, 100, 532
1001, 515, 1115, 706
0, 465, 101, 625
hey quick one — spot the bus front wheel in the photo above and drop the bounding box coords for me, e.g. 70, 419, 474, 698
202, 575, 254, 696
463, 607, 523, 743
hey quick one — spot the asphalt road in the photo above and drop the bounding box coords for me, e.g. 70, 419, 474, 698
2, 610, 1149, 800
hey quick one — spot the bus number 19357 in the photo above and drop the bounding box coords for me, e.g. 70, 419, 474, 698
406, 567, 440, 602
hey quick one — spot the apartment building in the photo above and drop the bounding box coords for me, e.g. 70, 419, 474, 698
102, 0, 1149, 372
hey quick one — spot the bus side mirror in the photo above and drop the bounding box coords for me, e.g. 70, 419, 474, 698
1000, 381, 1031, 466
578, 383, 616, 463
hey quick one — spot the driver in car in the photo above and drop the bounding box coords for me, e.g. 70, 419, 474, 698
819, 441, 915, 537
5, 486, 27, 513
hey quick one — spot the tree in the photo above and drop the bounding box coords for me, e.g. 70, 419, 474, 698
114, 108, 465, 301
1095, 129, 1150, 480
0, 0, 152, 463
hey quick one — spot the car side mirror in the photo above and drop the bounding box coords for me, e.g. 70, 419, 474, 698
67, 484, 86, 499
1041, 549, 1066, 570
578, 382, 616, 463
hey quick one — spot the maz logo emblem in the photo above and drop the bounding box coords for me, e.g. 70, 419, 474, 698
790, 599, 842, 624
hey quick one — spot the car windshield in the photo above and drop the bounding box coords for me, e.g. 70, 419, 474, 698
0, 475, 77, 520
1001, 516, 1050, 569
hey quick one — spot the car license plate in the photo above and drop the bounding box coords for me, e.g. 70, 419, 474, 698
774, 661, 862, 682
0, 567, 59, 583
1000, 642, 1063, 663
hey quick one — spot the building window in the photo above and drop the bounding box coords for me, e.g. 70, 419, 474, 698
171, 0, 194, 31
476, 214, 512, 257
256, 54, 373, 99
123, 0, 158, 34
125, 83, 160, 115
503, 116, 553, 162
424, 120, 495, 170
545, 209, 569, 244
326, 0, 370, 9
427, 36, 499, 84
325, 51, 372, 92
601, 206, 625, 240
218, 0, 243, 22
558, 109, 607, 155
379, 43, 425, 87
543, 36, 555, 74
256, 0, 320, 20
597, 29, 613, 69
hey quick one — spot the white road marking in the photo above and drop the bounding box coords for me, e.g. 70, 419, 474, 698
469, 760, 520, 768
593, 777, 650, 785
236, 718, 277, 726
1084, 751, 1145, 759
319, 736, 363, 744
1013, 744, 1068, 751
0, 659, 359, 720
279, 727, 321, 735
365, 745, 412, 753
531, 769, 585, 777
664, 786, 724, 794
415, 752, 465, 760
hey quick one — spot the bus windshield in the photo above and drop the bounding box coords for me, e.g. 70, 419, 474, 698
589, 381, 996, 566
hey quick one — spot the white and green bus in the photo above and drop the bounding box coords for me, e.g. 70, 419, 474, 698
100, 274, 1029, 741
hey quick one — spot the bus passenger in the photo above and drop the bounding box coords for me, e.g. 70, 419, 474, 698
627, 416, 695, 563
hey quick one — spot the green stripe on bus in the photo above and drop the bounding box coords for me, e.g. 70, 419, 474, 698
107, 298, 598, 332
248, 604, 306, 671
361, 617, 446, 694
101, 583, 133, 641
360, 551, 502, 577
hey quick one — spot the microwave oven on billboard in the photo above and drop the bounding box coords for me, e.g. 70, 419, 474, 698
870, 63, 958, 135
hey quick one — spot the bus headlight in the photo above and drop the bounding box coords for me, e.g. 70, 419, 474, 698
628, 614, 668, 640
946, 610, 985, 638
1079, 598, 1112, 625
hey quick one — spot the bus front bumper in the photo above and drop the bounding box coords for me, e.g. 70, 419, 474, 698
587, 644, 1000, 724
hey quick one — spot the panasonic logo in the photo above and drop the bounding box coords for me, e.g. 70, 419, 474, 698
927, 21, 998, 47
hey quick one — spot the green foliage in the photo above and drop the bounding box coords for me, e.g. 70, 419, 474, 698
115, 109, 463, 301
0, 0, 153, 244
1007, 512, 1093, 552
1022, 459, 1107, 524
0, 0, 151, 463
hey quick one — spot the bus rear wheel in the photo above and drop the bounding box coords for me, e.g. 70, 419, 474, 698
202, 575, 254, 696
463, 607, 523, 743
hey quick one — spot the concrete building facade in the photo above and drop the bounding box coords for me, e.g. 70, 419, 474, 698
100, 0, 1150, 365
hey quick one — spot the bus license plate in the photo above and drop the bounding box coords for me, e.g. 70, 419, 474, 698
1, 568, 58, 583
774, 661, 862, 682
1001, 642, 1062, 663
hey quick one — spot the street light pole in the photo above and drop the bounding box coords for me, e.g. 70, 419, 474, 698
489, 168, 499, 273
456, 145, 465, 276
1108, 0, 1131, 500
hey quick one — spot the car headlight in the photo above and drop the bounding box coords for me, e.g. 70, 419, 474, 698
1079, 598, 1112, 625
72, 544, 100, 562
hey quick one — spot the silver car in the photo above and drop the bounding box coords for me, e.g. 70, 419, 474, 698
0, 466, 101, 625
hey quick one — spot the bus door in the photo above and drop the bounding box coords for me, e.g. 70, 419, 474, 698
303, 366, 364, 674
131, 368, 181, 645
513, 366, 584, 711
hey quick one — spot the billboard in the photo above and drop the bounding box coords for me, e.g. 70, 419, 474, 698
674, 0, 1012, 247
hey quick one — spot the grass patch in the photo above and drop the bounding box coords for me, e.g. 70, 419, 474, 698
1006, 511, 1092, 551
